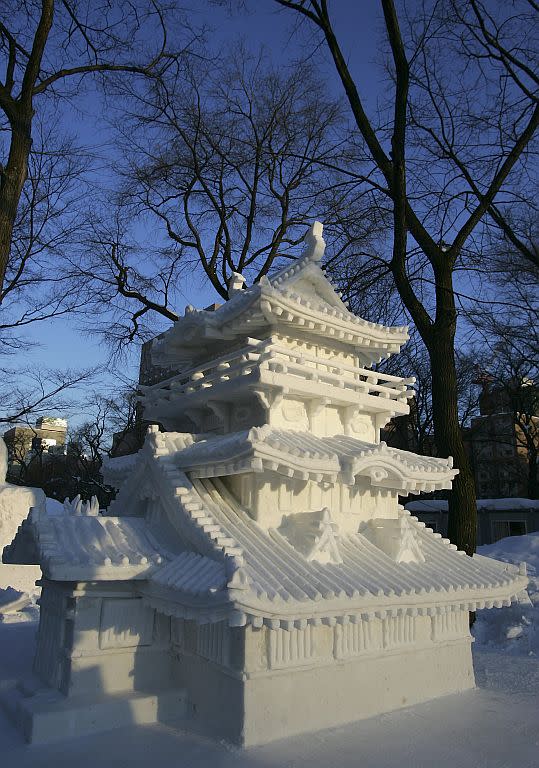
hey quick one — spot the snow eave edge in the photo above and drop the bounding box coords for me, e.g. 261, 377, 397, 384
136, 573, 530, 628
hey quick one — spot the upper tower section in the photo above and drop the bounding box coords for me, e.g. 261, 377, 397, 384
151, 222, 408, 369
140, 223, 414, 438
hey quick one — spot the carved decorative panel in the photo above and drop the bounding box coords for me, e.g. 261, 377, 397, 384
431, 610, 468, 642
382, 615, 416, 649
334, 620, 382, 659
197, 621, 228, 665
99, 598, 154, 649
269, 626, 316, 669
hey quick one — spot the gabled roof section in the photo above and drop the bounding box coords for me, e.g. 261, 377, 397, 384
362, 516, 426, 564
267, 221, 348, 312
151, 222, 409, 369
278, 508, 343, 565
4, 504, 171, 581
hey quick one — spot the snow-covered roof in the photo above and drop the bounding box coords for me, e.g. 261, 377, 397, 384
150, 223, 408, 369
141, 471, 529, 626
158, 428, 457, 494
8, 433, 527, 627
5, 504, 174, 581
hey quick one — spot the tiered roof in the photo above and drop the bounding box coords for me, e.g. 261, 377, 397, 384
5, 222, 530, 632
7, 427, 529, 627
154, 427, 457, 493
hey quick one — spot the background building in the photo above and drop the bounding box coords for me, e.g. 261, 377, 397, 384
468, 379, 538, 499
3, 417, 68, 469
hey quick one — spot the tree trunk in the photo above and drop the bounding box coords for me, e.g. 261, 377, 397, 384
527, 443, 538, 500
0, 119, 32, 296
429, 336, 477, 554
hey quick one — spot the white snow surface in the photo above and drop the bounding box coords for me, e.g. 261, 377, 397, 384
1, 531, 538, 767
472, 533, 539, 657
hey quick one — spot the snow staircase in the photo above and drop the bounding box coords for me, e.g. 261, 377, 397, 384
0, 680, 190, 744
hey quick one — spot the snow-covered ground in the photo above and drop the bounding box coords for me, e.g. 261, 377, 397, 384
473, 533, 539, 658
1, 531, 538, 767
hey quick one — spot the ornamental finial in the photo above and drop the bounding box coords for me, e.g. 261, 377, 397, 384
304, 221, 325, 262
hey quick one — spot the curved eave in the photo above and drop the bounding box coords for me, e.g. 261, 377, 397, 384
209, 290, 408, 359
349, 455, 458, 494
150, 290, 263, 367
259, 289, 408, 348
182, 444, 456, 494
138, 571, 529, 630
150, 287, 409, 369
41, 562, 159, 582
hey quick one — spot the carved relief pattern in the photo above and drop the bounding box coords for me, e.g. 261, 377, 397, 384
99, 599, 154, 649
335, 619, 382, 659
269, 625, 316, 669
431, 610, 468, 642
34, 588, 67, 688
349, 415, 371, 437
382, 615, 416, 649
197, 621, 228, 665
281, 400, 309, 429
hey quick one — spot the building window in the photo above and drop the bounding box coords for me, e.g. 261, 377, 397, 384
491, 520, 527, 542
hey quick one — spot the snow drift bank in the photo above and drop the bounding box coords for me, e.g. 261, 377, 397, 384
473, 533, 538, 656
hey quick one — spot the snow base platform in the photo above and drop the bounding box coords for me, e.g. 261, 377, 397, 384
0, 683, 188, 744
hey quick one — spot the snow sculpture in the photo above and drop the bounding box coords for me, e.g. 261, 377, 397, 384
3, 224, 529, 746
0, 436, 45, 565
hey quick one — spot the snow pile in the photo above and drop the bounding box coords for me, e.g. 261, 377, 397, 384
0, 483, 45, 553
473, 532, 539, 657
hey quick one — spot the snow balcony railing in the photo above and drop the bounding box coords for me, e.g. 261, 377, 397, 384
264, 341, 415, 403
141, 338, 415, 406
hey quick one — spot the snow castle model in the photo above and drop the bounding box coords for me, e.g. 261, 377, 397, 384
3, 223, 529, 745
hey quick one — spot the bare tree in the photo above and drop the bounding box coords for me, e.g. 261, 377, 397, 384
382, 334, 480, 457
0, 120, 90, 353
64, 49, 352, 348
272, 0, 538, 554
0, 0, 201, 298
0, 366, 95, 424
121, 51, 345, 297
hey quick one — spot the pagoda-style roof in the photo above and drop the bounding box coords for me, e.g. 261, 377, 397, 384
151, 223, 408, 369
138, 427, 457, 494
6, 430, 528, 628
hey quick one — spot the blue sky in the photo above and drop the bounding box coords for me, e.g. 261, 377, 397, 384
12, 2, 389, 425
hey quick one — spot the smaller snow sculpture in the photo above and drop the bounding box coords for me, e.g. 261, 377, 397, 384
63, 494, 100, 516
0, 437, 45, 562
